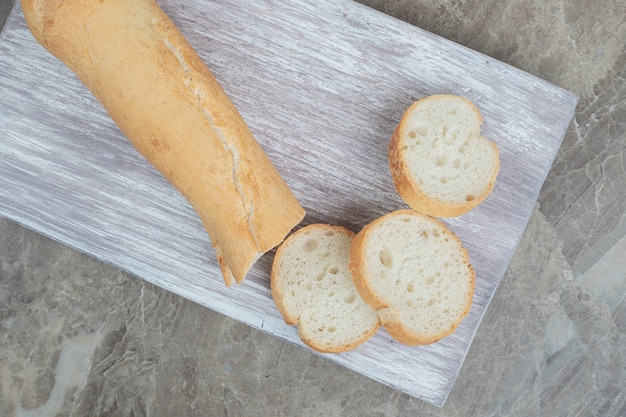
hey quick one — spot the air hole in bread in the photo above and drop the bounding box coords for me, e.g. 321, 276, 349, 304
421, 230, 429, 239
328, 291, 335, 298
328, 326, 336, 333
436, 155, 447, 166
328, 266, 339, 275
440, 177, 448, 184
344, 295, 355, 304
379, 249, 393, 268
453, 158, 461, 169
406, 283, 415, 293
324, 230, 335, 237
433, 229, 441, 238
428, 298, 437, 306
466, 194, 476, 202
316, 273, 325, 282
425, 276, 434, 285
303, 238, 318, 252
409, 130, 417, 139
406, 299, 413, 307
305, 282, 313, 291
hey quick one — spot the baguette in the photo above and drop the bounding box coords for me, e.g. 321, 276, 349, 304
388, 94, 499, 217
271, 224, 380, 353
21, 0, 305, 285
349, 210, 475, 345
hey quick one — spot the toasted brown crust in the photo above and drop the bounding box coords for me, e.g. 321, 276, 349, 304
22, 0, 305, 285
349, 209, 475, 346
388, 95, 499, 218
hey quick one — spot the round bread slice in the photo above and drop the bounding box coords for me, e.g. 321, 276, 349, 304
388, 94, 499, 217
349, 210, 475, 345
271, 224, 380, 353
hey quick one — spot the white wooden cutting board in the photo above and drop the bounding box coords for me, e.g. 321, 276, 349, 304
0, 0, 577, 406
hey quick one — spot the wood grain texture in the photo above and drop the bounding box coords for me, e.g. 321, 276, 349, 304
0, 0, 576, 406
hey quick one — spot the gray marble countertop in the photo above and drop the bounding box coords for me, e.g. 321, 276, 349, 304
1, 0, 624, 416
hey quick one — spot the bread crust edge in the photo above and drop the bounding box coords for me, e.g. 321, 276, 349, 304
349, 219, 391, 311
388, 94, 500, 218
271, 224, 379, 353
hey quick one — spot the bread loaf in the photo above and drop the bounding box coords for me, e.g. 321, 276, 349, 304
349, 210, 475, 345
271, 224, 380, 353
388, 94, 499, 217
21, 0, 305, 285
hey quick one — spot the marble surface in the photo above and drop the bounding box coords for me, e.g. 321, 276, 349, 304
0, 0, 624, 415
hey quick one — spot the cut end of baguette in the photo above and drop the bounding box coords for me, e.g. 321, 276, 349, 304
350, 210, 475, 345
389, 94, 499, 217
271, 224, 380, 353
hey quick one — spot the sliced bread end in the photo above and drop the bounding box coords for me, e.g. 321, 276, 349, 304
271, 224, 380, 353
349, 209, 475, 345
388, 94, 499, 217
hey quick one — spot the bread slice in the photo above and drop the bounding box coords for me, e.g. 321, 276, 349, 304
349, 210, 475, 345
271, 224, 380, 353
388, 94, 499, 217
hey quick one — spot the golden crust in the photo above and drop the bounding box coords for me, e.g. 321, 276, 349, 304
388, 95, 499, 218
298, 324, 379, 354
22, 0, 305, 285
